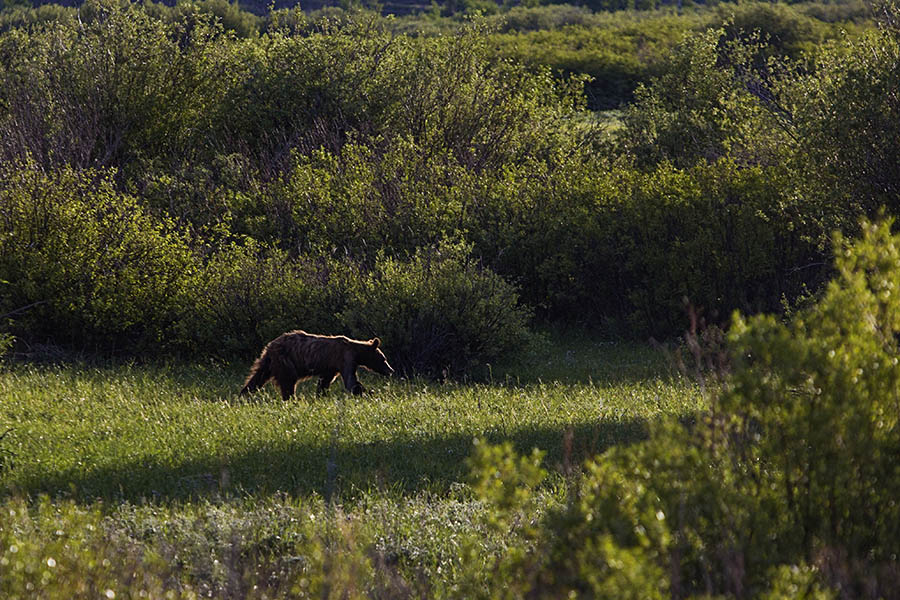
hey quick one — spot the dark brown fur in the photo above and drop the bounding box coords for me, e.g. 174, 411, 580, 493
240, 330, 394, 399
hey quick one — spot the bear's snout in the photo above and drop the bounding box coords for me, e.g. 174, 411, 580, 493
378, 361, 394, 376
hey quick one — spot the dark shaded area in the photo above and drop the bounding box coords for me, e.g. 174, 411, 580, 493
2, 419, 650, 502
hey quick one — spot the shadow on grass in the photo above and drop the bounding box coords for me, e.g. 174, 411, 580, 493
486, 334, 684, 388
4, 419, 650, 502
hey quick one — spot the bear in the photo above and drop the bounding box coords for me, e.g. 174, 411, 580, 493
240, 330, 394, 400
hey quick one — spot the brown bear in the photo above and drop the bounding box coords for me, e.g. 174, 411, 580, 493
240, 330, 394, 399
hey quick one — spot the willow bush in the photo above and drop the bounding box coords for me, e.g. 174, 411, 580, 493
465, 220, 900, 598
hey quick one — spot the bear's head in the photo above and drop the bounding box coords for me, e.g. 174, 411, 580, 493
361, 338, 394, 376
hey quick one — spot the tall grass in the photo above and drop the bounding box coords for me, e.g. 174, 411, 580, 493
1, 338, 699, 501
0, 336, 703, 597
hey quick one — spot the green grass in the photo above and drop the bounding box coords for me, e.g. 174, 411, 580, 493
1, 336, 700, 502
0, 334, 704, 597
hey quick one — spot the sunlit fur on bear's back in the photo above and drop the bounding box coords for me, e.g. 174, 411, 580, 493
269, 330, 363, 376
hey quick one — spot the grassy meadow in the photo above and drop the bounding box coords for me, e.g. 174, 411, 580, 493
1, 335, 700, 501
2, 0, 898, 595
0, 334, 703, 597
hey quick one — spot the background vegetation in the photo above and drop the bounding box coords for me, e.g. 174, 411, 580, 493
0, 0, 890, 367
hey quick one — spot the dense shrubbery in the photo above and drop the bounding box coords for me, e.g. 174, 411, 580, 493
463, 219, 900, 598
0, 164, 193, 354
184, 242, 337, 357
338, 240, 532, 375
0, 0, 894, 371
491, 14, 691, 109
784, 8, 900, 216
0, 162, 529, 366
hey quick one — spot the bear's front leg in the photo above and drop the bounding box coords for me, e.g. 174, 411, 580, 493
341, 366, 365, 395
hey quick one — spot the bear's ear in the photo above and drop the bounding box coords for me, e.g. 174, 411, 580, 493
370, 338, 380, 348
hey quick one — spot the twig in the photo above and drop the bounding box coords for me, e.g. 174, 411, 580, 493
1, 300, 49, 320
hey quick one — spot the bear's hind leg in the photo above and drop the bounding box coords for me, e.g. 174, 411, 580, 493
275, 375, 297, 401
270, 360, 299, 401
317, 373, 338, 395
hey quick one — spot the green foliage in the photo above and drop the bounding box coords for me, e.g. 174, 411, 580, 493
209, 18, 583, 173
264, 141, 461, 259
338, 240, 533, 375
719, 1, 828, 59
0, 332, 11, 358
725, 219, 900, 568
466, 439, 545, 531
511, 441, 675, 598
0, 163, 193, 353
462, 219, 900, 598
0, 0, 891, 358
0, 3, 76, 32
782, 2, 900, 215
492, 12, 695, 108
0, 281, 12, 358
799, 0, 872, 25
145, 0, 264, 38
0, 0, 230, 172
185, 241, 339, 357
0, 497, 183, 599
607, 161, 820, 331
622, 27, 789, 168
472, 155, 822, 333
492, 4, 601, 32
760, 564, 836, 600
0, 158, 536, 369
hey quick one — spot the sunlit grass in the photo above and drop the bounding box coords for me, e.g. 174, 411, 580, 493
0, 337, 700, 501
0, 336, 704, 596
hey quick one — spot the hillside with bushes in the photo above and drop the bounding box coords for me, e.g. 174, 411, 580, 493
1, 0, 892, 372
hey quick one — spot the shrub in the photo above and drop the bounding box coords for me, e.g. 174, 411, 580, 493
492, 4, 599, 33
467, 218, 900, 598
610, 160, 826, 332
719, 2, 827, 60
184, 241, 341, 358
470, 155, 824, 334
724, 219, 900, 579
621, 27, 789, 169
338, 240, 532, 376
183, 238, 534, 372
0, 160, 534, 371
0, 164, 193, 354
214, 19, 585, 172
781, 2, 900, 217
264, 141, 462, 260
157, 0, 263, 38
491, 14, 693, 109
0, 0, 228, 173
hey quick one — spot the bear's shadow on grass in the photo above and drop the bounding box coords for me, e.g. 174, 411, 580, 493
9, 419, 650, 502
